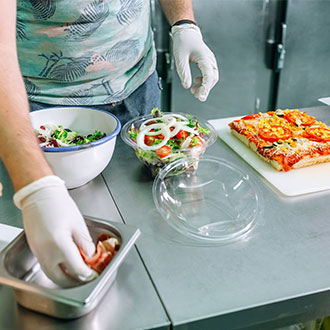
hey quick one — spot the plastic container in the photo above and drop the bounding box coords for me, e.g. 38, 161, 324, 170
121, 112, 217, 176
153, 157, 262, 245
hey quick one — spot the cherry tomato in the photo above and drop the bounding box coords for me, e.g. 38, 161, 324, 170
241, 114, 261, 120
189, 136, 204, 147
155, 145, 172, 158
305, 127, 330, 142
176, 130, 188, 139
258, 125, 292, 142
284, 110, 316, 126
144, 135, 156, 146
144, 134, 164, 146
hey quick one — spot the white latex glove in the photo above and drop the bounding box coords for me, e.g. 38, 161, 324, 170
13, 176, 98, 287
171, 24, 219, 102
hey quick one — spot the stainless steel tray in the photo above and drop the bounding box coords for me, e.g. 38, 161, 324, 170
0, 216, 140, 319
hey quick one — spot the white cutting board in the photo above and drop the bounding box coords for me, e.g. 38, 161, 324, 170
209, 116, 330, 197
318, 97, 330, 106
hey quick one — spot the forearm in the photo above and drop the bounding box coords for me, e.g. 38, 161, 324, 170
0, 49, 52, 192
158, 0, 195, 25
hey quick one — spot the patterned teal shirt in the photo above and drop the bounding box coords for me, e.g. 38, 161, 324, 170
16, 0, 156, 105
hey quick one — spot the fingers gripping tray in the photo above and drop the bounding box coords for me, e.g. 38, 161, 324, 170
0, 217, 140, 319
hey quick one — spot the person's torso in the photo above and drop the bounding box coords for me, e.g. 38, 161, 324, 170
16, 0, 156, 105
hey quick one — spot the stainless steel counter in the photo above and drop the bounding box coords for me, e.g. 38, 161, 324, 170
1, 106, 330, 330
102, 106, 330, 330
0, 173, 170, 330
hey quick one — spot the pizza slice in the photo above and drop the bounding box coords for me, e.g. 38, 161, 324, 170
228, 109, 330, 171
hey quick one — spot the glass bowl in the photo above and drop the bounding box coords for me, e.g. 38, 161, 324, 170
152, 157, 262, 245
121, 112, 217, 176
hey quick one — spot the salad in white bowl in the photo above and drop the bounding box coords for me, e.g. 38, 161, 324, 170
35, 124, 106, 148
30, 106, 121, 189
121, 109, 216, 176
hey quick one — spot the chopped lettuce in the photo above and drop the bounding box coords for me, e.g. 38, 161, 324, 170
36, 124, 106, 147
128, 108, 211, 176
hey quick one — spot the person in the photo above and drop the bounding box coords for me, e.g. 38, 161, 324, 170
0, 0, 218, 287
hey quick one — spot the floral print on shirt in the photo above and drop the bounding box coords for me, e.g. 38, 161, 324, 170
16, 0, 156, 105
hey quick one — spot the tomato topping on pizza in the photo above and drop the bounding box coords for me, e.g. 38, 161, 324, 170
258, 125, 292, 142
241, 114, 261, 120
304, 127, 330, 142
228, 109, 330, 172
284, 110, 316, 126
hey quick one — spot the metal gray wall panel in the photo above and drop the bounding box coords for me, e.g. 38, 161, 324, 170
276, 0, 330, 109
170, 0, 271, 120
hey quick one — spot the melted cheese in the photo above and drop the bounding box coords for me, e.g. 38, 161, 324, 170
229, 110, 330, 169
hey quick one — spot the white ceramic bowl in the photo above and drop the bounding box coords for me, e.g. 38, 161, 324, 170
30, 107, 121, 189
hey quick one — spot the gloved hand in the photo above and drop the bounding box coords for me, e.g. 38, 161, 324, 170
171, 24, 219, 102
13, 175, 97, 287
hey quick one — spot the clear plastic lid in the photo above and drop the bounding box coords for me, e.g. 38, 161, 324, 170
153, 157, 262, 245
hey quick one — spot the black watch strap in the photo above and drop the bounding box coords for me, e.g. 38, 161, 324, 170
171, 19, 197, 28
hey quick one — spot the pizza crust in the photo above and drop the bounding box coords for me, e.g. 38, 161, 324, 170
230, 129, 284, 171
292, 154, 330, 169
230, 129, 330, 171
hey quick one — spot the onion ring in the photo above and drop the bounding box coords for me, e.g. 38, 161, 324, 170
169, 122, 184, 137
181, 125, 199, 135
137, 123, 171, 150
136, 114, 204, 152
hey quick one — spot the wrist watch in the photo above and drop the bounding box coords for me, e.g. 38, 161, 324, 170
171, 19, 197, 28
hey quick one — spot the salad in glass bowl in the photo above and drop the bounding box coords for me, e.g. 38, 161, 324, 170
121, 108, 217, 176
